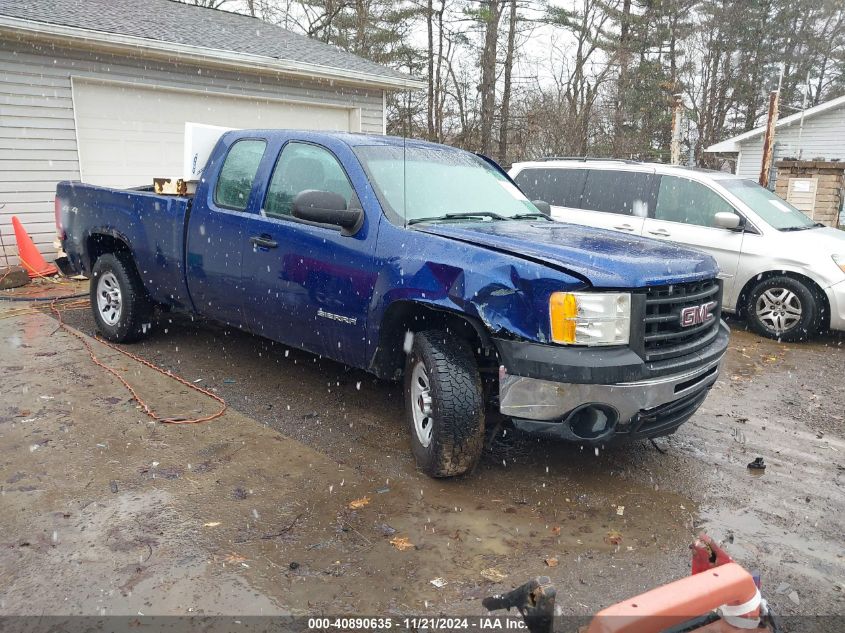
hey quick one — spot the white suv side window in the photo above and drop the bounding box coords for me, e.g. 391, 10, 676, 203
581, 170, 656, 217
655, 175, 736, 227
512, 168, 587, 207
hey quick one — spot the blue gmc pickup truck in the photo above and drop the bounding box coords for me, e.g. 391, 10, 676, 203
56, 130, 729, 477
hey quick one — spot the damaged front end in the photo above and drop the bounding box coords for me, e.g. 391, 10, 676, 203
371, 217, 728, 445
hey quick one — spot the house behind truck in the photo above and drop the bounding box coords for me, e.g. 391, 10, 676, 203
705, 94, 845, 228
0, 0, 421, 264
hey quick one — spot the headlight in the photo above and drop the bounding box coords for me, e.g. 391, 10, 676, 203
549, 291, 631, 346
833, 254, 845, 274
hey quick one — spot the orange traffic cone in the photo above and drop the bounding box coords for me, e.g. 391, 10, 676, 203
12, 216, 57, 278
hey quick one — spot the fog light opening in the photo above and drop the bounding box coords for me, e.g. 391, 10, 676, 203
567, 405, 618, 440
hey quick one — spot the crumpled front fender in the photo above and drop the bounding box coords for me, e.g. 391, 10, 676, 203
370, 226, 588, 351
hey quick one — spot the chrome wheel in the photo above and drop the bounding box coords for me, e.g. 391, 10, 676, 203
755, 287, 802, 335
96, 271, 122, 326
410, 361, 434, 448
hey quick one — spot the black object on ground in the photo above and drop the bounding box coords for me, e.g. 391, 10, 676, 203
483, 576, 556, 633
54, 256, 75, 277
748, 457, 766, 471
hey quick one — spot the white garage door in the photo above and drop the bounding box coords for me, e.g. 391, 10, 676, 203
72, 79, 358, 188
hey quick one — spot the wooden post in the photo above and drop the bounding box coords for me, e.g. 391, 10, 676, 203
759, 89, 780, 188
670, 93, 683, 165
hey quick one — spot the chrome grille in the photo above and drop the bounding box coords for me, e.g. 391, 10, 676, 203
642, 279, 722, 362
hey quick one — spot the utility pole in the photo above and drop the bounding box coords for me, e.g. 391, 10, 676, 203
759, 70, 783, 188
759, 90, 780, 188
670, 93, 684, 165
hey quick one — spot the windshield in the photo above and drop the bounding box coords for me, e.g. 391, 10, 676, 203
355, 145, 541, 224
720, 178, 817, 230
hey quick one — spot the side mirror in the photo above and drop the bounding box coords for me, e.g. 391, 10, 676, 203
292, 190, 364, 236
532, 200, 551, 216
713, 211, 743, 231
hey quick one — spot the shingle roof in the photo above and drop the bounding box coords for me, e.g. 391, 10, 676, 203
0, 0, 418, 87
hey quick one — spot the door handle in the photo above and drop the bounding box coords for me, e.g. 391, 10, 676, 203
250, 234, 278, 249
613, 223, 635, 231
648, 228, 671, 237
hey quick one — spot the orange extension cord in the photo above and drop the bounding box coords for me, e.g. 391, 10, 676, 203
49, 297, 227, 425
0, 298, 89, 321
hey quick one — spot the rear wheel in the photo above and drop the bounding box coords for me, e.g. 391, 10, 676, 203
404, 330, 485, 478
745, 276, 818, 341
90, 253, 153, 343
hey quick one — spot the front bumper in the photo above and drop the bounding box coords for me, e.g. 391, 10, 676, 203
826, 279, 845, 331
497, 321, 729, 442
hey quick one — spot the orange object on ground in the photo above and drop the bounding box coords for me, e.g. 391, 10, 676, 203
12, 215, 57, 278
586, 562, 761, 633
49, 298, 227, 425
691, 533, 735, 574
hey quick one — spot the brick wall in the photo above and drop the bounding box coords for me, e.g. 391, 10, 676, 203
774, 160, 844, 228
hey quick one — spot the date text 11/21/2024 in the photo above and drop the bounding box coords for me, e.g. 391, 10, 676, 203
306, 617, 527, 629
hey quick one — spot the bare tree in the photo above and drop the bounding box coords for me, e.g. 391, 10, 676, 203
435, 1, 446, 141
478, 0, 505, 155
176, 0, 844, 166
611, 0, 632, 155
497, 0, 518, 164
545, 0, 618, 155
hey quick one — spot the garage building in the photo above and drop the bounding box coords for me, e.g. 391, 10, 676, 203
705, 95, 845, 227
704, 94, 845, 181
0, 0, 421, 263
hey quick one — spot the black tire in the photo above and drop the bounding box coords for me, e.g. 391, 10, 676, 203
404, 330, 485, 478
745, 275, 819, 341
89, 252, 153, 343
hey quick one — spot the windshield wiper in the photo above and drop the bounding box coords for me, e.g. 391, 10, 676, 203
511, 212, 552, 221
779, 225, 816, 232
407, 212, 509, 225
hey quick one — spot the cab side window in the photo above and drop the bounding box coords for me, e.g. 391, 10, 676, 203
214, 139, 267, 211
654, 175, 736, 227
264, 142, 355, 219
581, 170, 656, 217
513, 168, 587, 207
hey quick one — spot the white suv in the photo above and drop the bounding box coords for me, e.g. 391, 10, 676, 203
509, 159, 845, 341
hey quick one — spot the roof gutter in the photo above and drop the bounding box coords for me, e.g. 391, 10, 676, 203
704, 142, 740, 153
0, 15, 425, 91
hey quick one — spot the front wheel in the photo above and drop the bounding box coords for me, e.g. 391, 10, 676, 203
745, 276, 819, 341
404, 330, 485, 478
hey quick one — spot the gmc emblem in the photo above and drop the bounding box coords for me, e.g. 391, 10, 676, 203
679, 301, 717, 327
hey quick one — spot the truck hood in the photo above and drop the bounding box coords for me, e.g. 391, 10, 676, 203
418, 221, 718, 288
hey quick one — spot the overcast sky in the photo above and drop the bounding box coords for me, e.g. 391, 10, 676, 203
217, 0, 585, 89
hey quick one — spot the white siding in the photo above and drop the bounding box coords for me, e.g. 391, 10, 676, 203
0, 38, 385, 263
735, 104, 845, 179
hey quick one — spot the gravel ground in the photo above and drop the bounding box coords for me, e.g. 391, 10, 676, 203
2, 286, 843, 618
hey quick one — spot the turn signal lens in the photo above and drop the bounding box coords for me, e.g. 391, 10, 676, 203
549, 291, 631, 346
833, 254, 845, 274
549, 292, 578, 343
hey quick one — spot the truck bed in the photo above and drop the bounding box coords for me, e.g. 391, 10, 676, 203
56, 181, 195, 311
